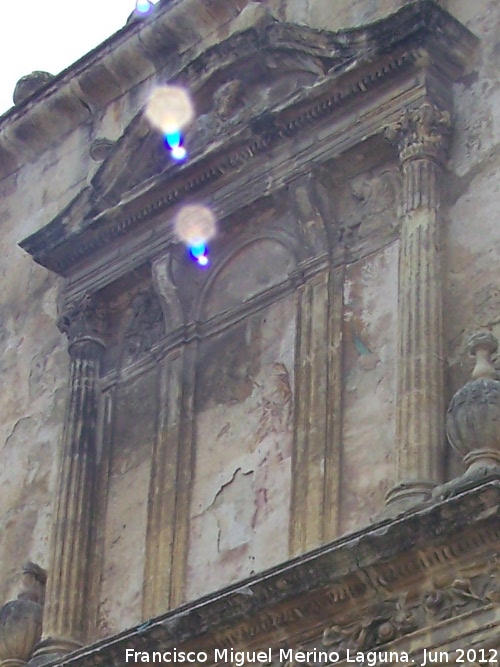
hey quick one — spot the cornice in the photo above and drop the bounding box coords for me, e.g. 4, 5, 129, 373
41, 478, 500, 667
0, 0, 254, 180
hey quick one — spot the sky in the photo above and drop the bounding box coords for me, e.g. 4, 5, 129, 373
0, 0, 153, 116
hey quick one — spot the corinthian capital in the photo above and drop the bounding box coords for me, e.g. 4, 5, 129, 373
385, 102, 452, 164
57, 294, 105, 347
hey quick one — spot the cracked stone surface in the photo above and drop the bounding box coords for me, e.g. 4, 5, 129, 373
187, 296, 295, 601
341, 242, 398, 534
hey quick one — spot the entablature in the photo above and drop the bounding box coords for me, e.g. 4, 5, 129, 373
19, 0, 477, 304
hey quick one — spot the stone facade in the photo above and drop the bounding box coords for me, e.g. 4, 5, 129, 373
0, 0, 499, 665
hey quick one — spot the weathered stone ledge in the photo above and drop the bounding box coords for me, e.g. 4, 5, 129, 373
41, 476, 500, 667
0, 0, 252, 181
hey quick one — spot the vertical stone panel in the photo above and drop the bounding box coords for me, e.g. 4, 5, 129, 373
169, 343, 197, 608
142, 352, 184, 618
98, 367, 159, 635
340, 243, 398, 533
87, 385, 114, 641
187, 298, 295, 600
290, 267, 343, 554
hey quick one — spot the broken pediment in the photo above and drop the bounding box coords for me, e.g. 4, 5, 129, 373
20, 0, 476, 287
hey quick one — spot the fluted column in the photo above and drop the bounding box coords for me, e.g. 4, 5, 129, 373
385, 102, 451, 509
34, 296, 105, 661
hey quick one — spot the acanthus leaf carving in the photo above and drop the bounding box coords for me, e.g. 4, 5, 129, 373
423, 578, 483, 621
384, 101, 452, 164
322, 596, 417, 653
57, 293, 106, 346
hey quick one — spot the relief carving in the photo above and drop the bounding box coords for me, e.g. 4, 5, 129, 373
288, 174, 336, 256
322, 597, 417, 653
422, 578, 483, 620
57, 293, 105, 345
189, 80, 246, 148
151, 255, 185, 333
333, 168, 400, 254
122, 290, 166, 362
384, 101, 452, 164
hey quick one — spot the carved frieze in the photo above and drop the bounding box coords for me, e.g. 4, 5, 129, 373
322, 596, 417, 654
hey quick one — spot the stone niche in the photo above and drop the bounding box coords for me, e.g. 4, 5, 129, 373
188, 239, 297, 600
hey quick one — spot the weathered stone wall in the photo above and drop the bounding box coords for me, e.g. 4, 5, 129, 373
0, 83, 150, 606
341, 242, 399, 534
188, 294, 295, 600
0, 130, 86, 605
442, 0, 500, 476
0, 0, 499, 642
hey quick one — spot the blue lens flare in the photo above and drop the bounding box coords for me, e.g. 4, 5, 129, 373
135, 0, 151, 13
165, 130, 182, 148
170, 145, 187, 161
164, 130, 187, 161
188, 242, 209, 267
190, 242, 207, 258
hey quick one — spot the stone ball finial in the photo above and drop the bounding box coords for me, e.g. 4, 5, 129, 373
13, 72, 54, 106
446, 331, 500, 472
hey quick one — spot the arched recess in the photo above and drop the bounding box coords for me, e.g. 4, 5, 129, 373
185, 235, 299, 600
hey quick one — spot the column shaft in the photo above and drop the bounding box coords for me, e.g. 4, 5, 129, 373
385, 102, 451, 508
37, 298, 105, 660
396, 159, 444, 488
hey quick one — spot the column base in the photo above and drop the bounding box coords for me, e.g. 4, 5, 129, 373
384, 480, 436, 515
464, 449, 500, 472
29, 638, 82, 666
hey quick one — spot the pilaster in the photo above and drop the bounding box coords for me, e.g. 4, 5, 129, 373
290, 264, 344, 554
385, 102, 451, 510
141, 258, 191, 615
35, 296, 105, 661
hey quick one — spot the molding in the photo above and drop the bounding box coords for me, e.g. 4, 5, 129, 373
99, 254, 329, 389
38, 479, 500, 667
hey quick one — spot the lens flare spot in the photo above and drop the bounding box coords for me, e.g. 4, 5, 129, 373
135, 0, 152, 14
165, 129, 182, 149
145, 85, 194, 134
170, 145, 187, 161
189, 242, 209, 267
174, 205, 217, 246
189, 242, 207, 259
